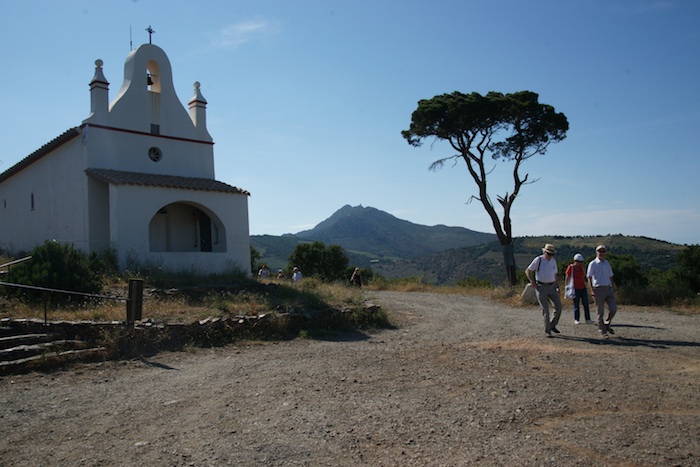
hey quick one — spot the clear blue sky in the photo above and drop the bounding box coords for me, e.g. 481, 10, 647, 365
2, 0, 699, 245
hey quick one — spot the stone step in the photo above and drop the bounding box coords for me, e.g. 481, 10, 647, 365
0, 320, 48, 338
0, 333, 51, 350
0, 347, 107, 375
0, 339, 91, 362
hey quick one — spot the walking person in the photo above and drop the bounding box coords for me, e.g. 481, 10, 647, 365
525, 244, 563, 337
587, 245, 617, 337
257, 265, 271, 279
292, 267, 303, 283
349, 268, 363, 287
565, 253, 593, 324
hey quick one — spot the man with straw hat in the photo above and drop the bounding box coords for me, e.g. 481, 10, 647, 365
525, 243, 563, 337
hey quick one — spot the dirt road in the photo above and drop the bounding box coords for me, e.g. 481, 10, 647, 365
1, 291, 699, 466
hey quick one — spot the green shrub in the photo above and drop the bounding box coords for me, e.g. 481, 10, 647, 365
4, 241, 102, 306
89, 248, 119, 278
673, 245, 700, 295
616, 246, 700, 306
287, 241, 349, 282
608, 253, 648, 289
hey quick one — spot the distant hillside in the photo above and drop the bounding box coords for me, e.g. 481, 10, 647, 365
249, 234, 303, 272
406, 235, 685, 285
251, 205, 496, 271
251, 206, 686, 284
296, 205, 496, 259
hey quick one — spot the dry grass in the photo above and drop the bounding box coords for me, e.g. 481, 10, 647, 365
0, 277, 367, 324
366, 279, 521, 303
2, 272, 697, 323
365, 279, 700, 315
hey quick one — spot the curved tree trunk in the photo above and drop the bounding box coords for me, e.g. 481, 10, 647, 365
501, 243, 517, 287
477, 190, 518, 287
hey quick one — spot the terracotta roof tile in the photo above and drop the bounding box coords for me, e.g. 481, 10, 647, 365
85, 168, 250, 195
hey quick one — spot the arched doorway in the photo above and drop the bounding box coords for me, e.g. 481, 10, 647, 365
149, 202, 225, 252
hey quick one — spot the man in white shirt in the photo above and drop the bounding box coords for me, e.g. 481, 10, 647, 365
525, 243, 562, 337
587, 244, 617, 337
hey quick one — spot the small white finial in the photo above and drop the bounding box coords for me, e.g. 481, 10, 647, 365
90, 59, 108, 87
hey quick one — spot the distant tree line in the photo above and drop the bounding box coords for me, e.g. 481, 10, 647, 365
545, 246, 700, 306
2, 241, 697, 308
602, 246, 700, 306
254, 240, 374, 285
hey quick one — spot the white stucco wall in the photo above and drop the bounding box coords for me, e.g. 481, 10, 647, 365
108, 184, 250, 274
83, 126, 215, 179
0, 135, 88, 253
87, 175, 111, 252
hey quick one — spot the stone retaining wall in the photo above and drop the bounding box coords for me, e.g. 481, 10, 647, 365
1, 304, 383, 360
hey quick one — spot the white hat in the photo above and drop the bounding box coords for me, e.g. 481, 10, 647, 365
573, 253, 584, 262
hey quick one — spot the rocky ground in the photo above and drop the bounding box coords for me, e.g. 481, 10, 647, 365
1, 290, 699, 466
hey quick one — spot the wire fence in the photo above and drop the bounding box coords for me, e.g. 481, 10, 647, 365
0, 280, 126, 301
0, 279, 143, 326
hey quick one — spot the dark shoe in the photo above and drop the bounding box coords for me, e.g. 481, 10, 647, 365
546, 332, 552, 338
550, 326, 561, 334
606, 325, 615, 335
598, 329, 608, 338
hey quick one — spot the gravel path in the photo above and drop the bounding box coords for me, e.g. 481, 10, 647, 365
1, 291, 699, 466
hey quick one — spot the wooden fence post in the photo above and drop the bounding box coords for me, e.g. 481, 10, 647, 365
126, 279, 144, 324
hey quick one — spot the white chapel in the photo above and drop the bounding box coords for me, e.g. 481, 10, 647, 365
0, 43, 251, 274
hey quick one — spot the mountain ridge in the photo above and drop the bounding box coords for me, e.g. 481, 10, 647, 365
251, 205, 685, 284
294, 205, 496, 259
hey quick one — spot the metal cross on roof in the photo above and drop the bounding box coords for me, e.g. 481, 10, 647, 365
146, 25, 155, 44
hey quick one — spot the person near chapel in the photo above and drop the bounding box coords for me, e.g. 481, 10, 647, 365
587, 245, 617, 337
292, 267, 303, 283
257, 265, 271, 279
565, 253, 593, 324
525, 243, 563, 337
349, 267, 363, 287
